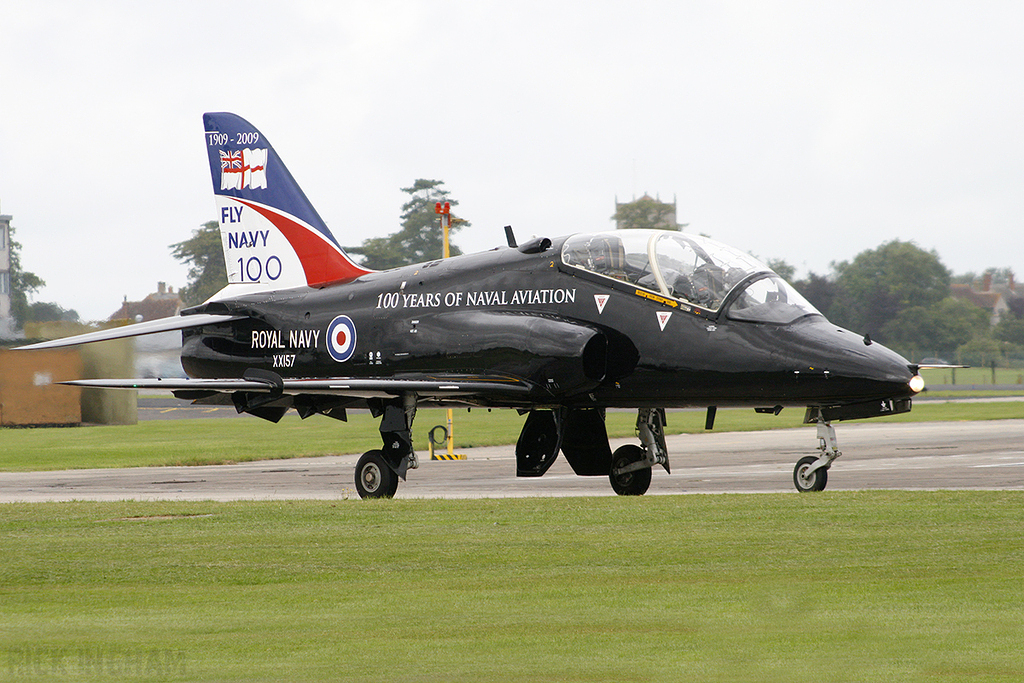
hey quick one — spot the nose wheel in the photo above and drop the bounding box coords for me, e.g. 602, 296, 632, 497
793, 415, 841, 493
793, 456, 829, 492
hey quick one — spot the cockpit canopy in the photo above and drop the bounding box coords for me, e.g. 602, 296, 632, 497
561, 230, 821, 324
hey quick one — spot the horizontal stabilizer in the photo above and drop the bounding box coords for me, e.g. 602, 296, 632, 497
15, 314, 244, 350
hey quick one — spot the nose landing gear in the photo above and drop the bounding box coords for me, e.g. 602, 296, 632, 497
793, 413, 841, 492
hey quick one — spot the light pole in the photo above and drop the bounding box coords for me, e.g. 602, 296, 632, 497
433, 201, 461, 459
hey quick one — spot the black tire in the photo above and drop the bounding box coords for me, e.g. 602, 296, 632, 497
609, 445, 652, 496
384, 469, 400, 498
355, 450, 398, 499
793, 455, 828, 492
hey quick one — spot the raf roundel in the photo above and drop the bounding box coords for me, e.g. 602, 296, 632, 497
326, 315, 357, 362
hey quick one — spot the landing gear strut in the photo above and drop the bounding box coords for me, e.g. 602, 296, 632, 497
355, 394, 418, 499
608, 408, 671, 496
793, 413, 841, 493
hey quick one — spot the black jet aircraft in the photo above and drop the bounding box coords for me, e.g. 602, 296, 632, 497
20, 113, 925, 498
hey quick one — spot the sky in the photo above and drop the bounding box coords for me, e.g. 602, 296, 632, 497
2, 0, 1022, 322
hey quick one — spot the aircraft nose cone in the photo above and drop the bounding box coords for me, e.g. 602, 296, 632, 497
782, 320, 918, 403
833, 330, 918, 398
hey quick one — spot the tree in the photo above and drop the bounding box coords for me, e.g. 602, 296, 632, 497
880, 297, 989, 355
7, 224, 46, 328
1007, 297, 1024, 320
994, 316, 1024, 347
28, 301, 79, 323
791, 272, 838, 317
955, 335, 1007, 367
953, 267, 1017, 290
828, 240, 950, 340
951, 271, 977, 285
612, 196, 680, 230
348, 179, 468, 269
170, 221, 226, 306
764, 258, 796, 281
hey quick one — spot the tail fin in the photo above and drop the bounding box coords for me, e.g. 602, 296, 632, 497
202, 112, 372, 290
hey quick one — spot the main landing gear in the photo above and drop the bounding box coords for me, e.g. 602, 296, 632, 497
354, 395, 419, 499
793, 413, 841, 493
355, 450, 399, 498
609, 408, 671, 496
515, 407, 670, 496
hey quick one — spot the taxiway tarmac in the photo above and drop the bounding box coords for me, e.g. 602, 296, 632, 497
2, 419, 1023, 502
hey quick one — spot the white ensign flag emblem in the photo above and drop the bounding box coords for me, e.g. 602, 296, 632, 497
220, 148, 268, 190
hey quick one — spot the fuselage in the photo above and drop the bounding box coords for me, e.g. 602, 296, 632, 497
182, 234, 916, 411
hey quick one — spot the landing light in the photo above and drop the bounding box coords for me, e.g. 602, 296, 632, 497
909, 375, 925, 393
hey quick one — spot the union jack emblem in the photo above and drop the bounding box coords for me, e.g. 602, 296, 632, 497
220, 148, 268, 190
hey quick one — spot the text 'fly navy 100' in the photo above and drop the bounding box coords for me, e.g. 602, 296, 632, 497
20, 113, 926, 497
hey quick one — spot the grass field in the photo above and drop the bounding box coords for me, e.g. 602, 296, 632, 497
3, 398, 1022, 680
920, 365, 1024, 386
1, 493, 1022, 682
2, 401, 1023, 472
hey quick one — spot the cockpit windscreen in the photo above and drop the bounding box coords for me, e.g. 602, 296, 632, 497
725, 274, 821, 324
561, 230, 820, 323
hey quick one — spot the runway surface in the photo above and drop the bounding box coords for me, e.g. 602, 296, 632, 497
3, 419, 1023, 502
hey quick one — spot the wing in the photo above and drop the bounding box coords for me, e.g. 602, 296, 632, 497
60, 373, 536, 422
61, 375, 533, 400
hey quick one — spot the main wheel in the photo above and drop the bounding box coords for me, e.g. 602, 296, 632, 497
793, 456, 828, 492
609, 445, 652, 496
355, 450, 399, 499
